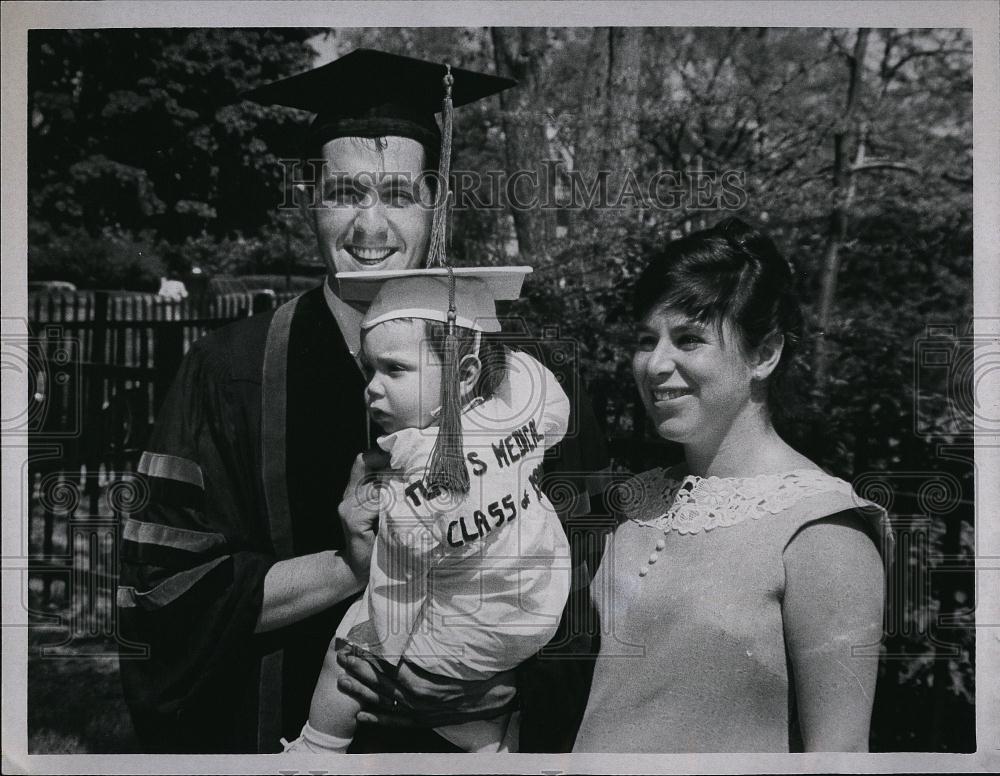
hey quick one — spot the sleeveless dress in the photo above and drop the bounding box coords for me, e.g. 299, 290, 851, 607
572, 466, 890, 753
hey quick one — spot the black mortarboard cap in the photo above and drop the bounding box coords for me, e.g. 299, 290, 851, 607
243, 48, 516, 153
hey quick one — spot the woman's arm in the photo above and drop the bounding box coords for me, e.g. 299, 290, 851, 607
782, 511, 885, 751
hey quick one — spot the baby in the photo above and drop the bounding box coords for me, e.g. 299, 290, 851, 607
284, 269, 572, 753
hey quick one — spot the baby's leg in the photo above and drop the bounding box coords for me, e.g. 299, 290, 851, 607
309, 638, 361, 739
283, 638, 360, 753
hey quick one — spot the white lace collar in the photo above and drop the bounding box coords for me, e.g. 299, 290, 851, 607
622, 466, 860, 536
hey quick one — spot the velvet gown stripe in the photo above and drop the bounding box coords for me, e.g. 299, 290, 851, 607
256, 294, 302, 751
278, 286, 368, 746
138, 451, 206, 489
262, 295, 299, 561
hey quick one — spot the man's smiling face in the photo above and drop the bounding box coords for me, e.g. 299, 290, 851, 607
308, 135, 433, 276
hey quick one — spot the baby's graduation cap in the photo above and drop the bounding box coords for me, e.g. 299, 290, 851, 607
337, 266, 532, 334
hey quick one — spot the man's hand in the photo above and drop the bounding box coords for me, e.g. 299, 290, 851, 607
338, 453, 381, 579
335, 649, 518, 729
336, 650, 420, 728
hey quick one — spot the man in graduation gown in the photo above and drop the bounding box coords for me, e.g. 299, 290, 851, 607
117, 49, 609, 754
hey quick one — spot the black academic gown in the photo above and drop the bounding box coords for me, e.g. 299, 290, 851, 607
117, 285, 609, 753
118, 287, 367, 753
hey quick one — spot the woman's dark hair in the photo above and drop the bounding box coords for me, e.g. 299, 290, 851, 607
633, 217, 804, 425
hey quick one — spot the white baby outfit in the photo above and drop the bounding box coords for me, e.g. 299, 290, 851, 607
334, 350, 572, 748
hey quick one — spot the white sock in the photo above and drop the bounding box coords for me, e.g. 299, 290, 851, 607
284, 721, 352, 754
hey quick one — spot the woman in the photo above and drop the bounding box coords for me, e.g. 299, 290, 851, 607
572, 217, 889, 753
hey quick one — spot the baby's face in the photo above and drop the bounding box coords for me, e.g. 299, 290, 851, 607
361, 319, 443, 434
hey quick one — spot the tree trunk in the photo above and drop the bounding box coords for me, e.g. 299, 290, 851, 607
491, 27, 555, 264
573, 28, 610, 209
573, 28, 641, 234
813, 28, 870, 387
605, 28, 641, 209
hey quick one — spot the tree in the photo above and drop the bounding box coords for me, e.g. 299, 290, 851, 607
491, 27, 556, 263
812, 28, 870, 387
28, 28, 317, 284
811, 27, 972, 386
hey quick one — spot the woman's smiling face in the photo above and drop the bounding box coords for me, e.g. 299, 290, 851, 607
632, 304, 758, 446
